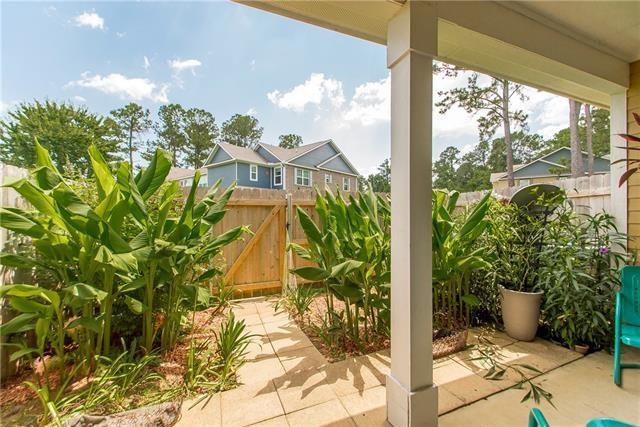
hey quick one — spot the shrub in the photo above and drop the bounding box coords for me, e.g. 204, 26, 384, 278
432, 190, 491, 330
538, 210, 627, 348
289, 189, 391, 349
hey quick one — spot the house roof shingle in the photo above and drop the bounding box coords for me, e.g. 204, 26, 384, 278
216, 142, 268, 164
167, 167, 197, 181
258, 140, 330, 162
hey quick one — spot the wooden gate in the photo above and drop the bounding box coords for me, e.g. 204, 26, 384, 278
203, 187, 318, 297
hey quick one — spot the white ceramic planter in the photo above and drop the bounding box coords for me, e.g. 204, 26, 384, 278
500, 286, 543, 341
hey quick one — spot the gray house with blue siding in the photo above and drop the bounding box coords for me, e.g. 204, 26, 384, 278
490, 147, 610, 190
202, 140, 360, 192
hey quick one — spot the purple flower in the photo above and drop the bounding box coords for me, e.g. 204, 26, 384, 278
598, 246, 610, 255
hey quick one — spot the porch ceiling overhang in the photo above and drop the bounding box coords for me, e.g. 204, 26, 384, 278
236, 0, 639, 107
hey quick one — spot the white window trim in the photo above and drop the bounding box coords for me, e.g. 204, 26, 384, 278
325, 173, 332, 184
249, 164, 258, 182
295, 167, 312, 187
343, 177, 350, 191
273, 166, 283, 186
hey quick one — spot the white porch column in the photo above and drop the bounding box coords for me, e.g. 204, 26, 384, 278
386, 3, 438, 426
610, 92, 628, 234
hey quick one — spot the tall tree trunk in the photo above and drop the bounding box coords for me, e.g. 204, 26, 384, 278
502, 80, 515, 187
584, 104, 594, 175
128, 118, 134, 171
569, 99, 584, 178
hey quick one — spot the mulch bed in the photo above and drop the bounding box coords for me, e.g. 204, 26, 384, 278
286, 294, 468, 363
0, 307, 228, 426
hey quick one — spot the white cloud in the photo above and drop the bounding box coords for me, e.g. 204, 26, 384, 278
344, 75, 390, 126
267, 73, 345, 113
143, 56, 151, 70
521, 88, 569, 139
72, 95, 87, 103
116, 32, 126, 38
250, 59, 256, 71
43, 6, 57, 17
168, 58, 202, 75
246, 107, 257, 116
67, 72, 169, 103
73, 11, 105, 30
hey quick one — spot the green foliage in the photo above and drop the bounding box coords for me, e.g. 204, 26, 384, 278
183, 108, 219, 168
436, 70, 528, 144
542, 107, 611, 158
0, 142, 245, 358
0, 142, 249, 422
433, 132, 543, 192
276, 285, 321, 321
220, 114, 263, 148
110, 103, 152, 170
63, 343, 163, 417
278, 133, 303, 149
432, 190, 491, 330
290, 189, 391, 350
471, 330, 553, 406
214, 313, 256, 384
150, 103, 187, 165
0, 100, 120, 173
538, 211, 627, 348
365, 159, 390, 193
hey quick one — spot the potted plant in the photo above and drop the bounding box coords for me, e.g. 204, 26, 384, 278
488, 199, 547, 341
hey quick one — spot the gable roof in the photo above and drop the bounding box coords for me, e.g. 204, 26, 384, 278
207, 142, 268, 165
167, 167, 198, 181
204, 139, 360, 176
492, 147, 609, 181
258, 140, 330, 162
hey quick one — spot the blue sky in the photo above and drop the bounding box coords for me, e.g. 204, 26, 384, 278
1, 1, 571, 175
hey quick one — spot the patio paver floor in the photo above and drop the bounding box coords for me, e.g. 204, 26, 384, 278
175, 297, 639, 427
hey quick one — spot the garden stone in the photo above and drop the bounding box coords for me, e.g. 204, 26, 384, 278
65, 401, 181, 427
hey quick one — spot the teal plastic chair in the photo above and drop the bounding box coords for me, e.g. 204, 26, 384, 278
614, 266, 640, 386
529, 409, 636, 427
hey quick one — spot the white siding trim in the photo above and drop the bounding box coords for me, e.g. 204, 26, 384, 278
318, 166, 359, 177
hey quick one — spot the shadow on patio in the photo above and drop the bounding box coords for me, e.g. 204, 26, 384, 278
175, 297, 639, 426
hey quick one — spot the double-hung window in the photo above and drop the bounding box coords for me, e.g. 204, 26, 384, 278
295, 168, 311, 186
249, 164, 258, 181
342, 177, 350, 191
273, 166, 282, 186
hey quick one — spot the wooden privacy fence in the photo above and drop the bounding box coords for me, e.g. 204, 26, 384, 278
194, 187, 321, 297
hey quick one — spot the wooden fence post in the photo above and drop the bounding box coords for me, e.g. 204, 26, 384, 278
284, 193, 296, 291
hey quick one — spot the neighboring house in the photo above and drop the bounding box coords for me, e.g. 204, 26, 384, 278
166, 166, 208, 188
490, 147, 610, 190
203, 140, 360, 191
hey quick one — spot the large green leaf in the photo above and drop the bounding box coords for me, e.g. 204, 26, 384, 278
0, 312, 39, 335
63, 283, 108, 302
94, 246, 137, 272
67, 317, 101, 334
89, 144, 116, 199
0, 284, 60, 309
296, 208, 322, 246
0, 253, 44, 269
135, 149, 172, 200
330, 260, 363, 278
4, 179, 61, 225
290, 266, 330, 281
